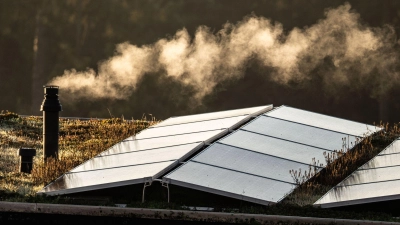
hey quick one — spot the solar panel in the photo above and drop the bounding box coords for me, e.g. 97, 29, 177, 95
219, 130, 329, 166
99, 130, 227, 156
359, 154, 400, 169
134, 115, 248, 139
266, 106, 380, 137
191, 143, 310, 183
40, 161, 174, 195
314, 139, 400, 208
164, 106, 379, 205
71, 143, 202, 172
39, 105, 273, 196
369, 139, 400, 155
336, 167, 400, 186
164, 161, 296, 205
314, 180, 400, 208
242, 116, 358, 151
152, 105, 270, 127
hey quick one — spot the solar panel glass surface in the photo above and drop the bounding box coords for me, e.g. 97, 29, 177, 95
166, 161, 295, 204
219, 130, 330, 166
266, 106, 379, 137
153, 105, 272, 127
242, 116, 358, 151
191, 143, 311, 183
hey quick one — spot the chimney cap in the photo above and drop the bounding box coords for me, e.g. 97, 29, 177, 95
18, 148, 36, 157
43, 85, 59, 89
41, 85, 62, 112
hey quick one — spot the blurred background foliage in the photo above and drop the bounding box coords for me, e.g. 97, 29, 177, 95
1, 0, 400, 123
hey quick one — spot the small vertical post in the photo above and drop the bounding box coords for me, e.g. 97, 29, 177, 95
142, 181, 152, 203
162, 182, 170, 203
40, 86, 62, 162
18, 148, 36, 173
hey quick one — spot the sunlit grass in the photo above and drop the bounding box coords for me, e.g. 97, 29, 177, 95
0, 111, 158, 199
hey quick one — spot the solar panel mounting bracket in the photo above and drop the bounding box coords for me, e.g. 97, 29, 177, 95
162, 182, 170, 203
142, 177, 153, 203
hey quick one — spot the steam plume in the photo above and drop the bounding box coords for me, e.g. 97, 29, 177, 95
50, 3, 399, 102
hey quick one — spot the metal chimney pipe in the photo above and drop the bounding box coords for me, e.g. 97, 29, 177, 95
40, 86, 62, 162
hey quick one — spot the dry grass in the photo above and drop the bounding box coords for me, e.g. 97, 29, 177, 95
0, 111, 158, 198
284, 122, 400, 206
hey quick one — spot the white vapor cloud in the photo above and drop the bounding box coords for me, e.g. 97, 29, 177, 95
50, 3, 399, 102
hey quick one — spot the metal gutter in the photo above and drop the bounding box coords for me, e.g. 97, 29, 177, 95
0, 201, 399, 225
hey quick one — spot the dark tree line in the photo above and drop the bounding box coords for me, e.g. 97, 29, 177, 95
1, 0, 400, 123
